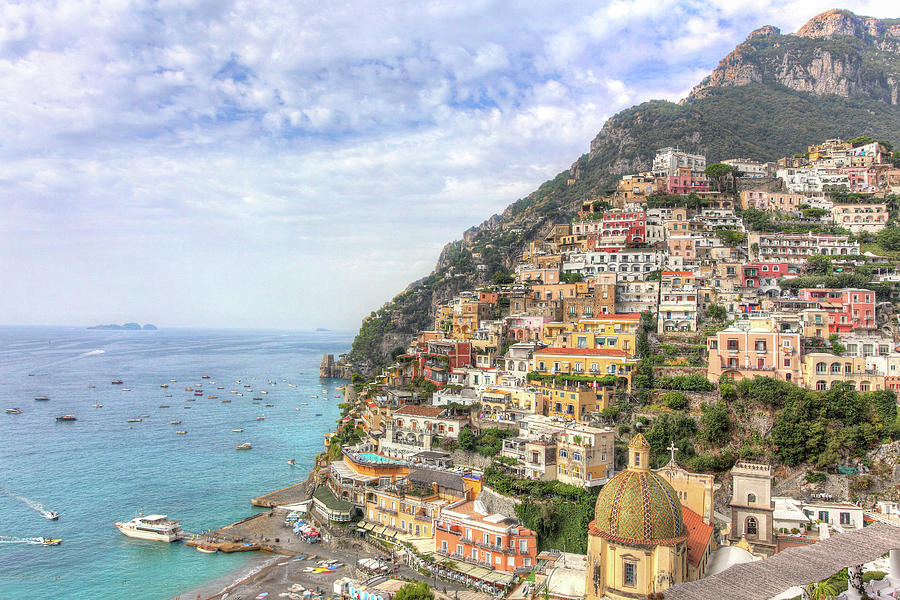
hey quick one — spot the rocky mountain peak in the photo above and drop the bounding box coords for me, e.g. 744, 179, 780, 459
796, 8, 886, 39
746, 25, 781, 40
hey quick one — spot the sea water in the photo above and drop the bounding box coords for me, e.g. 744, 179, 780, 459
0, 326, 352, 599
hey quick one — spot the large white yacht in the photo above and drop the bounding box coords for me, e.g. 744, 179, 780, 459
114, 513, 184, 542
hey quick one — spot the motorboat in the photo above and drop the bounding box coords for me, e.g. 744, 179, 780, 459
235, 442, 252, 450
220, 398, 231, 403
55, 415, 77, 422
160, 384, 169, 388
115, 512, 184, 542
170, 420, 181, 424
92, 404, 103, 408
6, 408, 22, 414
201, 375, 210, 379
126, 418, 142, 423
159, 404, 170, 408
39, 538, 62, 546
169, 379, 177, 382
264, 403, 273, 407
287, 459, 296, 466
111, 380, 123, 385
252, 397, 262, 401
207, 395, 217, 399
140, 414, 150, 418
121, 388, 132, 392
34, 396, 50, 401
196, 545, 217, 553
175, 430, 187, 434
46, 511, 59, 520
232, 428, 243, 432
256, 415, 265, 420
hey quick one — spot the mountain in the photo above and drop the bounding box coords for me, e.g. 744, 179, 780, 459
341, 9, 900, 375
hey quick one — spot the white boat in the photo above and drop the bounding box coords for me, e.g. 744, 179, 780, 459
232, 428, 243, 432
196, 545, 217, 553
114, 513, 184, 542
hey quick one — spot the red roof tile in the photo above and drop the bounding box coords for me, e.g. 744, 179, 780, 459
682, 506, 714, 567
533, 347, 629, 357
394, 405, 445, 417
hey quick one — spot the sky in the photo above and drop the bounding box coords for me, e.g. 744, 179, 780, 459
0, 1, 896, 331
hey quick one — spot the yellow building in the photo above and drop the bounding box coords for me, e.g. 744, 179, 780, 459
585, 435, 714, 600
531, 347, 634, 385
801, 352, 885, 392
539, 383, 614, 422
541, 321, 574, 346
566, 314, 641, 356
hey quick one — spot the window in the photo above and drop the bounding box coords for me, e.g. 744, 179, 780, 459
457, 544, 463, 555
634, 452, 640, 467
558, 448, 568, 458
816, 362, 826, 374
755, 340, 767, 352
442, 540, 448, 552
819, 511, 828, 523
748, 493, 756, 504
520, 539, 528, 553
746, 516, 758, 536
840, 512, 851, 525
624, 561, 637, 587
816, 380, 827, 391
727, 339, 739, 351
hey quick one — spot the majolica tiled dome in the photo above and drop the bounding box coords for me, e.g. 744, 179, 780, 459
592, 434, 684, 544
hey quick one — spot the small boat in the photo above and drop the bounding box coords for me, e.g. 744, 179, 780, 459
127, 418, 142, 423
207, 395, 217, 399
183, 406, 192, 409
217, 386, 224, 390
170, 420, 181, 425
164, 394, 172, 397
252, 397, 262, 401
220, 398, 231, 403
243, 384, 251, 388
260, 391, 268, 395
193, 392, 203, 396
39, 538, 62, 546
311, 395, 318, 399
185, 398, 195, 402
34, 396, 50, 401
6, 408, 22, 414
184, 388, 193, 392
252, 400, 260, 405
287, 459, 296, 466
160, 384, 169, 388
159, 404, 170, 408
230, 390, 237, 394
169, 379, 177, 382
55, 414, 77, 421
196, 545, 217, 553
235, 442, 252, 450
111, 380, 123, 385
87, 384, 95, 388
301, 402, 308, 406
140, 414, 150, 418
46, 511, 59, 520
236, 393, 243, 397
175, 430, 187, 434
256, 415, 265, 421
201, 375, 210, 379
121, 388, 132, 392
92, 403, 103, 408
232, 428, 243, 432
194, 384, 202, 388
264, 403, 274, 407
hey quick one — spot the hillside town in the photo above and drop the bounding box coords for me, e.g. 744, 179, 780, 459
311, 137, 900, 600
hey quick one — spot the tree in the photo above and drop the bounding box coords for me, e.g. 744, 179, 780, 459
848, 135, 875, 148
560, 272, 584, 284
704, 163, 734, 193
458, 427, 477, 452
394, 581, 434, 600
805, 255, 832, 276
492, 270, 515, 285
803, 580, 838, 600
706, 304, 727, 321
700, 402, 731, 446
662, 392, 687, 410
878, 226, 900, 251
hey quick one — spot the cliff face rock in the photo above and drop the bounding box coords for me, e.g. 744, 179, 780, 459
689, 10, 900, 104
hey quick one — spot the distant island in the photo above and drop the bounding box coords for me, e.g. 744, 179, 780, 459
88, 323, 157, 330
315, 328, 331, 332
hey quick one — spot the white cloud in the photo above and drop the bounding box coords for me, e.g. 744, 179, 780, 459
0, 0, 893, 329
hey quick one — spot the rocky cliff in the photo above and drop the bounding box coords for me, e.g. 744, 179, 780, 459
342, 9, 900, 376
689, 9, 900, 104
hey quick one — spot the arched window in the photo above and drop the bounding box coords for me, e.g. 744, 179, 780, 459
860, 382, 870, 391
748, 493, 757, 504
831, 363, 841, 374
746, 516, 758, 536
815, 362, 826, 374
816, 380, 827, 391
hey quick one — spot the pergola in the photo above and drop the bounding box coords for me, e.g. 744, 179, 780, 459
663, 522, 900, 600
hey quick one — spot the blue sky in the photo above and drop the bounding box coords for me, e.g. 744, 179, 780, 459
0, 0, 895, 330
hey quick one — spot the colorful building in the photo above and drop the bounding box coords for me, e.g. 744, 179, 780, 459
797, 288, 876, 333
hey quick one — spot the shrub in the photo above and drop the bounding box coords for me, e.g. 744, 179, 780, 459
805, 471, 827, 484
662, 392, 688, 410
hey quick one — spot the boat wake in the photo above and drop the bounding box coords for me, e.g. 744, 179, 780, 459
80, 349, 105, 356
0, 488, 58, 520
0, 536, 48, 545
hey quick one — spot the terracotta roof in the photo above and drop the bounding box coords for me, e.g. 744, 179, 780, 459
394, 405, 445, 417
682, 506, 714, 567
663, 271, 693, 275
533, 347, 629, 357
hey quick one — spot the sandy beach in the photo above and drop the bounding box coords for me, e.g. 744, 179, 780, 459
173, 554, 280, 600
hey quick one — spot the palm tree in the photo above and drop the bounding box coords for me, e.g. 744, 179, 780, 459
802, 580, 837, 600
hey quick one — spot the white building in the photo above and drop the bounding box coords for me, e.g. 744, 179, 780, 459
562, 250, 670, 282
776, 167, 850, 195
831, 203, 889, 233
652, 147, 706, 177
616, 280, 660, 314
723, 158, 768, 178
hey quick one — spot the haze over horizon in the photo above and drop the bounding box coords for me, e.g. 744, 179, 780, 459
2, 0, 896, 331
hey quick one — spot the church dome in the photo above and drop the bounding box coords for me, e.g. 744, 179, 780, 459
592, 434, 685, 544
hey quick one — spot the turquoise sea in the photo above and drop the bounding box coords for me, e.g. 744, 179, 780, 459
0, 326, 352, 599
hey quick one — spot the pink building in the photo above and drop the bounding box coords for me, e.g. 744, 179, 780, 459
665, 167, 710, 195
600, 211, 646, 243
797, 288, 876, 333
841, 167, 880, 193
505, 315, 549, 342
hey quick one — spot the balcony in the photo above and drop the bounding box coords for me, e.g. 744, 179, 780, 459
435, 523, 461, 536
